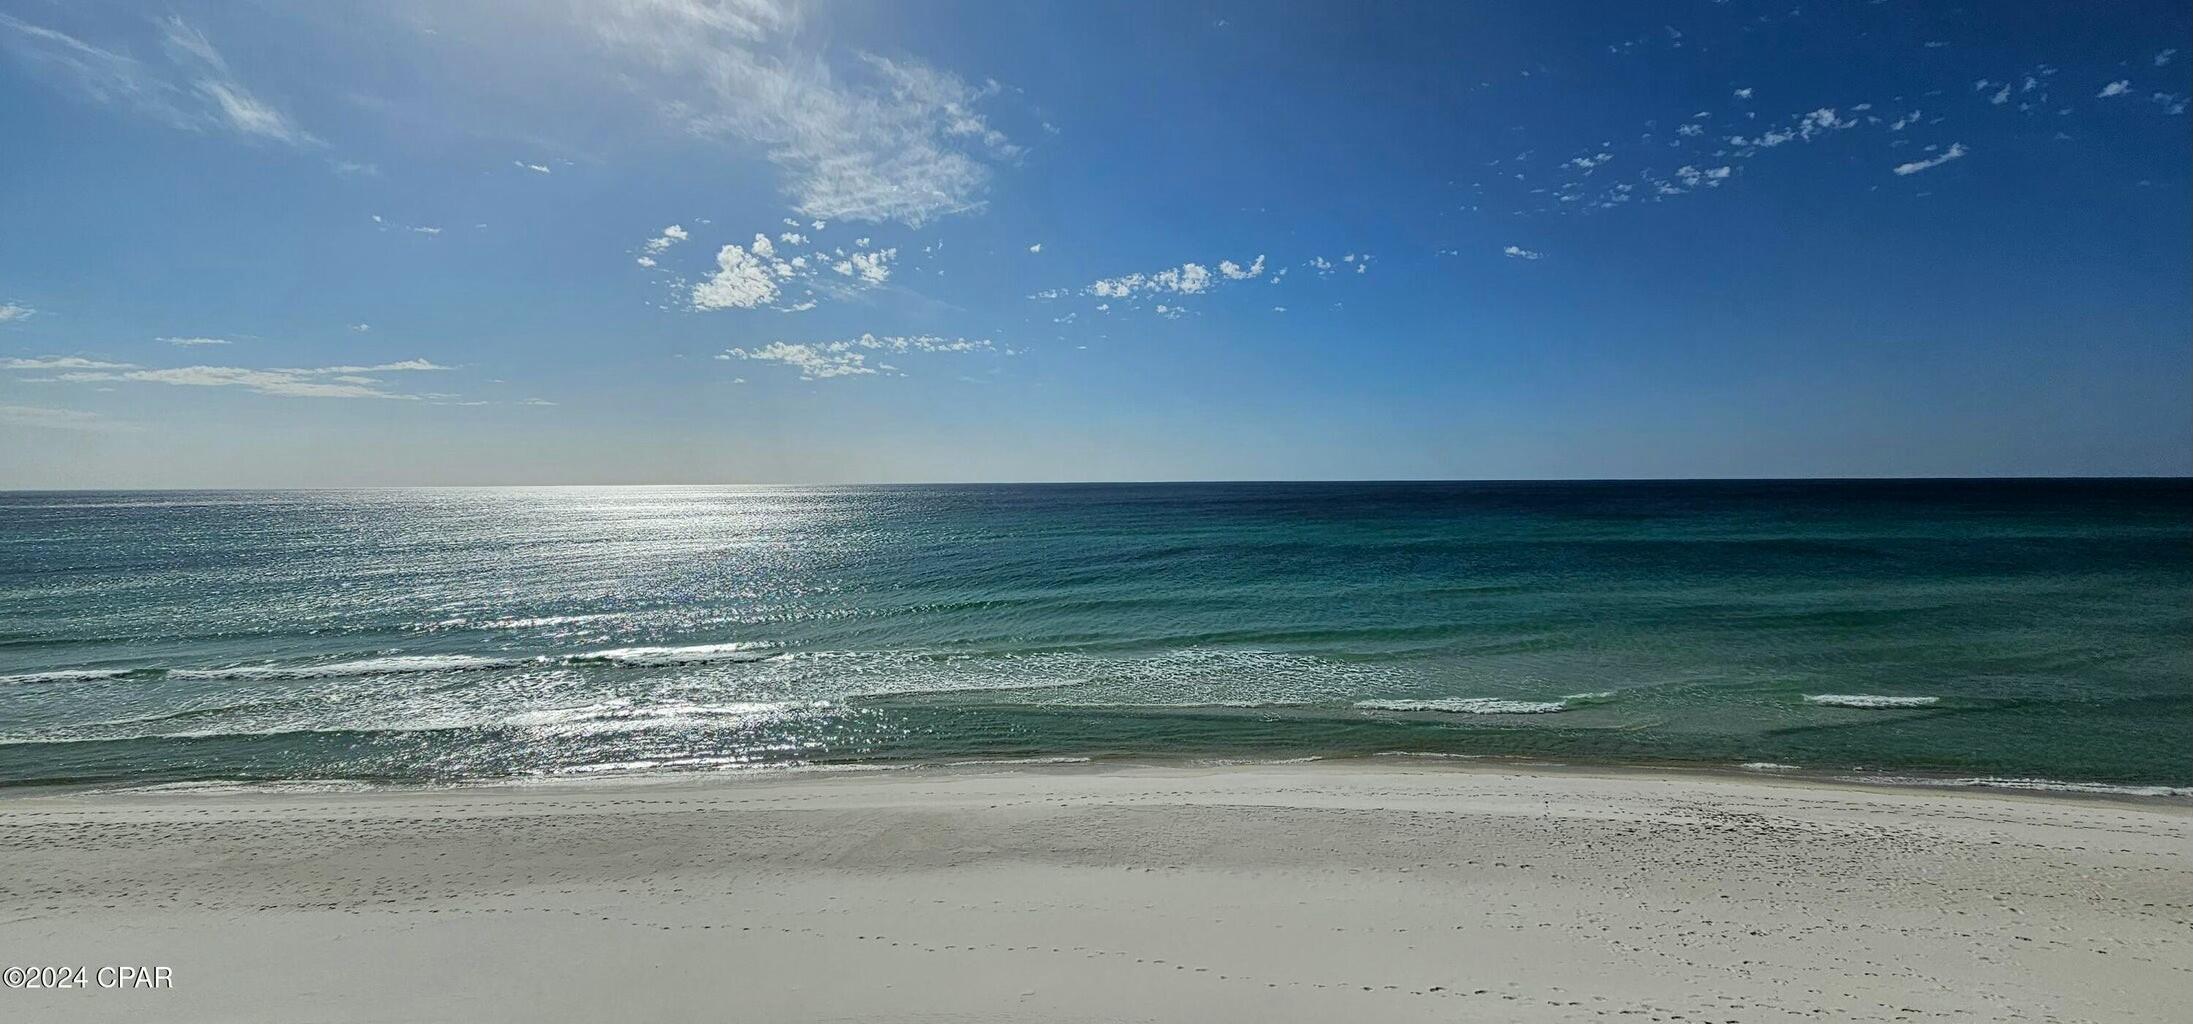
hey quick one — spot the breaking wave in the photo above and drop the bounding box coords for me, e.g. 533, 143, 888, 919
564, 642, 776, 667
1, 668, 139, 686
1848, 775, 2193, 799
1354, 691, 1618, 715
1804, 694, 1940, 709
170, 655, 530, 680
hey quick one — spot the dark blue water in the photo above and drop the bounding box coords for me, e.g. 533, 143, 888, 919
1, 480, 2186, 790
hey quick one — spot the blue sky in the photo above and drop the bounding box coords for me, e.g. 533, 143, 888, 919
2, 0, 2187, 486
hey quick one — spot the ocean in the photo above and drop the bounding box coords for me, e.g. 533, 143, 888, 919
1, 480, 2186, 791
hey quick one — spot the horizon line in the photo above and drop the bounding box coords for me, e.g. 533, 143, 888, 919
3, 474, 2189, 493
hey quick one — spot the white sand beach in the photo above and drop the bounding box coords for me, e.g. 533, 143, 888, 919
3, 761, 2187, 1023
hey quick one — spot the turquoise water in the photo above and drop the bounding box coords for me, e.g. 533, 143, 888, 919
1, 481, 2187, 789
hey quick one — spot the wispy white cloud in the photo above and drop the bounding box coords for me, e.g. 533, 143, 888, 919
1502, 245, 1544, 260
636, 223, 689, 267
307, 359, 450, 373
2097, 80, 2132, 98
583, 1, 1018, 226
1087, 253, 1282, 300
718, 341, 875, 378
0, 301, 34, 323
1730, 108, 1856, 150
1090, 261, 1208, 298
514, 160, 552, 174
1486, 99, 1842, 212
716, 333, 998, 380
371, 214, 445, 236
0, 403, 123, 433
1027, 242, 1043, 253
1672, 164, 1732, 189
1218, 255, 1265, 280
1504, 71, 2027, 215
833, 247, 897, 285
1892, 142, 1967, 176
5, 355, 451, 399
159, 336, 231, 347
106, 366, 417, 398
0, 14, 317, 146
2, 356, 133, 371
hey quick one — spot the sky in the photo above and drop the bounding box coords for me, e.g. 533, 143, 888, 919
1, 0, 2188, 487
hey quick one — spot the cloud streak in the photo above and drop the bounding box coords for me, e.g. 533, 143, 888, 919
0, 14, 317, 146
1085, 254, 1274, 299
1037, 251, 1365, 316
636, 223, 688, 267
5, 355, 451, 399
584, 1, 1018, 226
0, 403, 124, 433
716, 333, 999, 379
1892, 142, 1967, 176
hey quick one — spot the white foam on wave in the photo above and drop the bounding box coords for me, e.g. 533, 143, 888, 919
2, 718, 479, 744
1804, 694, 1940, 709
555, 755, 757, 775
169, 655, 530, 681
1014, 698, 1314, 711
846, 678, 1085, 699
483, 613, 624, 630
1848, 775, 2192, 799
1355, 690, 1615, 715
32, 644, 774, 684
498, 699, 636, 728
0, 668, 136, 685
1739, 762, 1802, 772
566, 642, 774, 667
944, 756, 1096, 767
127, 779, 387, 796
500, 699, 805, 735
8, 698, 804, 746
1357, 698, 1569, 714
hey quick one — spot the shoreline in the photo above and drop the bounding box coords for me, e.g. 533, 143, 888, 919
7, 748, 2189, 806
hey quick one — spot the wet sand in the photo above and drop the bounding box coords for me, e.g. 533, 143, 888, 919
2, 761, 2187, 1022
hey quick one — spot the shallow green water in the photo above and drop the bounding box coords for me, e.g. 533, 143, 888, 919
1, 481, 2186, 789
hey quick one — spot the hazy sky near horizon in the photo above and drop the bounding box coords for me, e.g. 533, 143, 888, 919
2, 0, 2188, 486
